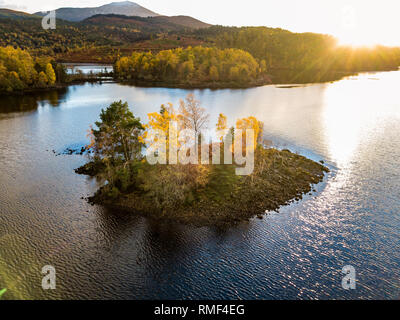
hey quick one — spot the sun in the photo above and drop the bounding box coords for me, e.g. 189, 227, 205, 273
334, 3, 400, 48
337, 31, 400, 48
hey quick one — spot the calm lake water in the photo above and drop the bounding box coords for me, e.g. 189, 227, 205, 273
0, 71, 399, 299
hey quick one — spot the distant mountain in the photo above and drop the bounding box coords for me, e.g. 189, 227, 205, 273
85, 14, 211, 30
84, 14, 184, 32
34, 1, 159, 22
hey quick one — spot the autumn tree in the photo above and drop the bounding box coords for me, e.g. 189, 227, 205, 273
37, 71, 48, 87
216, 113, 228, 142
0, 46, 65, 92
209, 66, 219, 81
178, 94, 209, 146
45, 63, 56, 85
236, 116, 264, 151
137, 98, 211, 209
216, 113, 228, 132
140, 103, 179, 162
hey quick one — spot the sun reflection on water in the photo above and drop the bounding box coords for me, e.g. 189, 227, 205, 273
322, 72, 400, 168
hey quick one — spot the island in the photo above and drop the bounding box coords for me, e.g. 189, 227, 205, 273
114, 46, 271, 88
76, 95, 329, 227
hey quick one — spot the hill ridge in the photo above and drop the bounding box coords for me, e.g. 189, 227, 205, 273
84, 13, 211, 29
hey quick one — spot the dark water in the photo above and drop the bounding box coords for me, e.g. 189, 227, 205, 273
0, 71, 399, 300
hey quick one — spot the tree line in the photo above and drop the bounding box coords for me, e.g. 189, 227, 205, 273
114, 46, 268, 85
0, 46, 66, 92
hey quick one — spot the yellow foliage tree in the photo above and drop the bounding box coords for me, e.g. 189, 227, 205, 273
236, 116, 264, 151
45, 63, 56, 85
140, 103, 179, 161
216, 113, 228, 142
209, 66, 219, 81
37, 71, 48, 87
216, 113, 228, 132
229, 66, 240, 81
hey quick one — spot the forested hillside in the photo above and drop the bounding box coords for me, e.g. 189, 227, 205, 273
0, 11, 207, 62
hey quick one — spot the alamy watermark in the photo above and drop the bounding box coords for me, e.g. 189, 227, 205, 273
341, 5, 357, 30
342, 265, 356, 290
41, 265, 56, 290
144, 123, 256, 176
41, 11, 56, 30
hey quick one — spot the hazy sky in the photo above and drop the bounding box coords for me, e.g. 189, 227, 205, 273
1, 0, 399, 46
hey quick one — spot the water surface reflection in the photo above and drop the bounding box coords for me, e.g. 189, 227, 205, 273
0, 72, 399, 299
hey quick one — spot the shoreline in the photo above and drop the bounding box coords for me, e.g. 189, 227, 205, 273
79, 148, 330, 228
0, 78, 113, 96
0, 75, 347, 96
1, 66, 397, 96
116, 78, 272, 89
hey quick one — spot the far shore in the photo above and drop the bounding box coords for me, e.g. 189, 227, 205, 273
1, 64, 399, 96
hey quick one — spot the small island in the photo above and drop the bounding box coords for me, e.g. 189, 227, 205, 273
114, 46, 271, 88
77, 95, 329, 227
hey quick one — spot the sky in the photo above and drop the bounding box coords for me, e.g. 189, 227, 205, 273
1, 0, 399, 46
